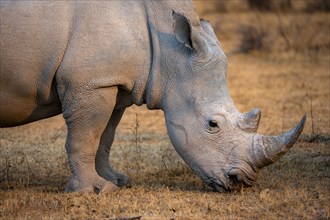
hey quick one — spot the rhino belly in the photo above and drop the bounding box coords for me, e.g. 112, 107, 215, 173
0, 78, 62, 127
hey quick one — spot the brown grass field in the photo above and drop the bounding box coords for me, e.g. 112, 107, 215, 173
1, 2, 329, 219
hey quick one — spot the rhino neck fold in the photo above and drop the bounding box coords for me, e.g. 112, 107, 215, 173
143, 2, 166, 110
143, 1, 196, 111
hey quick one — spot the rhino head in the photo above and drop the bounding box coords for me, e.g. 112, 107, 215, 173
146, 12, 306, 192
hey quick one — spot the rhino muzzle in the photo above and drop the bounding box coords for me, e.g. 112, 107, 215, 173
251, 115, 306, 168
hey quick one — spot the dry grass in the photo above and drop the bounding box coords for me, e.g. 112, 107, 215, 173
1, 8, 329, 220
1, 129, 329, 219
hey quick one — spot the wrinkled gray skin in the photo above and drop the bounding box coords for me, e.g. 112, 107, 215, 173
0, 1, 305, 193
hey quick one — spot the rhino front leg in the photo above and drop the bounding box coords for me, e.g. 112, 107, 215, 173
62, 86, 119, 193
95, 109, 130, 187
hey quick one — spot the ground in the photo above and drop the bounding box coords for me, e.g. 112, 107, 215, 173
0, 4, 329, 220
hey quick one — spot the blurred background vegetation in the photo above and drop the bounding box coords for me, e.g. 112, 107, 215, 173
193, 0, 329, 54
194, 0, 329, 13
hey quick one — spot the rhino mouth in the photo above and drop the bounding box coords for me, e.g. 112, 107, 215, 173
208, 178, 247, 192
208, 180, 227, 192
206, 169, 253, 192
205, 177, 229, 192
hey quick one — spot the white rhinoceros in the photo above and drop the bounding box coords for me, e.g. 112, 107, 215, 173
0, 0, 306, 193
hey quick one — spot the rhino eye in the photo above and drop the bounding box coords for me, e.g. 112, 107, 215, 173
207, 120, 220, 133
209, 120, 218, 128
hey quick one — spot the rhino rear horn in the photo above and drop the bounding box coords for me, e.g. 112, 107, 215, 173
251, 115, 306, 168
239, 108, 261, 133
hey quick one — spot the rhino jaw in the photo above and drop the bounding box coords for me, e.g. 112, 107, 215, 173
251, 115, 306, 168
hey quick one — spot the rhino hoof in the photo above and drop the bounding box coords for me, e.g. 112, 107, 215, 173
65, 181, 94, 193
100, 182, 119, 193
65, 175, 119, 193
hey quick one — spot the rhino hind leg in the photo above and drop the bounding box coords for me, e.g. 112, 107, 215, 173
95, 109, 130, 187
61, 86, 120, 193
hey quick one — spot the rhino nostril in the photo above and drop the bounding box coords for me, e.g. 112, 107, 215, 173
227, 168, 243, 185
227, 168, 255, 187
228, 174, 240, 184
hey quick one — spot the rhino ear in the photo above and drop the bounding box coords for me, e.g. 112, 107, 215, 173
172, 11, 193, 50
172, 11, 205, 52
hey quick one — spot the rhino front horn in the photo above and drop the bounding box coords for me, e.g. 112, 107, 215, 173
251, 115, 306, 168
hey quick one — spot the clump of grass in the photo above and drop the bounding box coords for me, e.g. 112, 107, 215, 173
2, 151, 32, 189
299, 133, 330, 144
309, 87, 315, 134
130, 113, 142, 178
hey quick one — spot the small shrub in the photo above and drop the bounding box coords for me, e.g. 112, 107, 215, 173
276, 13, 325, 52
237, 12, 328, 53
213, 2, 227, 13
248, 0, 292, 11
305, 0, 330, 12
238, 24, 267, 53
248, 0, 273, 11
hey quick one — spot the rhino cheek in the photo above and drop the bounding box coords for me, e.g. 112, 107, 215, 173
167, 120, 189, 150
167, 120, 209, 169
166, 119, 228, 184
167, 119, 200, 166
